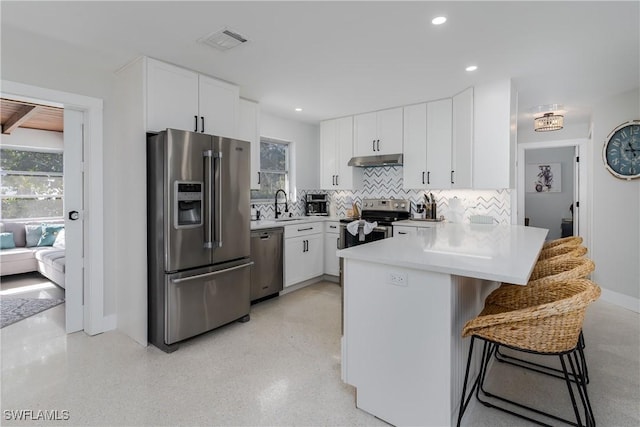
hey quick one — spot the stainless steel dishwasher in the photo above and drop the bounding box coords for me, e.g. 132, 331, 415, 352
250, 228, 284, 302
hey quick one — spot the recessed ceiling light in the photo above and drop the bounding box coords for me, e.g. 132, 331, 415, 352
432, 16, 447, 25
465, 65, 478, 72
295, 108, 303, 112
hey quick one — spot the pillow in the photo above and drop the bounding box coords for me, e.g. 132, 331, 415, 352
37, 224, 65, 247
25, 224, 44, 247
0, 232, 15, 249
53, 228, 66, 248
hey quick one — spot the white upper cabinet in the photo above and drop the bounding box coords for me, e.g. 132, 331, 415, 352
473, 79, 516, 189
426, 99, 453, 189
402, 100, 453, 189
146, 58, 239, 138
402, 103, 428, 189
354, 107, 403, 156
451, 88, 473, 188
320, 116, 363, 190
198, 74, 239, 138
238, 99, 261, 190
146, 58, 199, 133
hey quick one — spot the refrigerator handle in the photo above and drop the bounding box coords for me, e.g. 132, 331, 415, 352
203, 150, 213, 249
214, 152, 223, 248
170, 261, 254, 284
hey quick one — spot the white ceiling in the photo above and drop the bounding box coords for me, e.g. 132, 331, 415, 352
2, 1, 638, 129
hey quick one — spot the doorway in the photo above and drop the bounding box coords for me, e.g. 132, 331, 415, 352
517, 139, 589, 245
1, 80, 105, 335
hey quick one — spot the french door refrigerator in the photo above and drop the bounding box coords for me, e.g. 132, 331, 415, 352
147, 128, 252, 353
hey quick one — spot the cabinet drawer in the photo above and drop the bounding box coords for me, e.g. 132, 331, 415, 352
285, 222, 323, 238
325, 221, 340, 234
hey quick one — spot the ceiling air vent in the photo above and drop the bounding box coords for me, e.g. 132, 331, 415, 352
198, 28, 248, 51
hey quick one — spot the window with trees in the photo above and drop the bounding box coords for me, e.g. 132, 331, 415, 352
250, 138, 290, 201
0, 148, 64, 219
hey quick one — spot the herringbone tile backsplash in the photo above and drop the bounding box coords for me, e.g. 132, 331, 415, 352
256, 166, 511, 224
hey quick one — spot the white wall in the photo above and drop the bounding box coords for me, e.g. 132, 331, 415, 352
0, 128, 64, 151
2, 27, 122, 317
590, 88, 640, 308
524, 147, 575, 239
518, 121, 589, 144
260, 111, 320, 196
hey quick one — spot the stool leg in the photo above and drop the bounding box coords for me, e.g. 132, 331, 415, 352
457, 336, 478, 427
560, 353, 586, 427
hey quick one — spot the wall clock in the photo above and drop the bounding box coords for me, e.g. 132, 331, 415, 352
602, 120, 640, 180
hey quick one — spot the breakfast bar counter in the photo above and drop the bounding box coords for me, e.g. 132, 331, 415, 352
336, 223, 547, 426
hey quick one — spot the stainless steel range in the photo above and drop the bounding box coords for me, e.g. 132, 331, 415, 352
338, 198, 410, 285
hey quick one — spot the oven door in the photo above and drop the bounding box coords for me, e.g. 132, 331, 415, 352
340, 224, 391, 248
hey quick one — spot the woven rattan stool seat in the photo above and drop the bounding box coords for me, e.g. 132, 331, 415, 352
539, 243, 587, 261
542, 236, 583, 250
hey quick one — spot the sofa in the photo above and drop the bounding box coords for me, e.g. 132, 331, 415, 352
0, 220, 66, 288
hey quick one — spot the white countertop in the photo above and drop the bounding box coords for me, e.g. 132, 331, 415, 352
394, 219, 444, 228
337, 223, 548, 284
250, 216, 342, 230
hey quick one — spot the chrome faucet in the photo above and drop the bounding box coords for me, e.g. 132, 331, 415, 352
274, 189, 289, 219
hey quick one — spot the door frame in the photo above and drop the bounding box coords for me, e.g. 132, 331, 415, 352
517, 138, 589, 247
2, 80, 105, 335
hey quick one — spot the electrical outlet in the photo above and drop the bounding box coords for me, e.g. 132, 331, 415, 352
387, 272, 408, 287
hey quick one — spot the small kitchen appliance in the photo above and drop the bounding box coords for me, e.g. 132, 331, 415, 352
305, 193, 329, 216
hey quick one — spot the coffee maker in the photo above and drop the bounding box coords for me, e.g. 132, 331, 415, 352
305, 194, 329, 216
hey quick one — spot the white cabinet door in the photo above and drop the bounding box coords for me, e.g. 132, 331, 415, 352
403, 103, 428, 189
426, 99, 453, 189
146, 58, 199, 132
284, 233, 324, 287
239, 99, 261, 189
452, 88, 473, 188
336, 116, 359, 189
393, 225, 418, 237
320, 117, 361, 190
324, 231, 340, 276
376, 107, 403, 155
198, 74, 239, 139
320, 119, 338, 189
353, 112, 378, 156
306, 233, 325, 278
473, 79, 516, 189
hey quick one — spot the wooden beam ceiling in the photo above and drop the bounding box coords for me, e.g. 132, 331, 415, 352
1, 98, 63, 134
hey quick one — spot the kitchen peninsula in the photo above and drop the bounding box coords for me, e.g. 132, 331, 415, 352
337, 223, 548, 426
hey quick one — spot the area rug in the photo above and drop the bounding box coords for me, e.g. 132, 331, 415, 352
1, 297, 65, 329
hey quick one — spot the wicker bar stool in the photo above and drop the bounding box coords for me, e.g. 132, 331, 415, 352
542, 236, 583, 250
457, 279, 601, 427
539, 244, 587, 261
485, 256, 596, 384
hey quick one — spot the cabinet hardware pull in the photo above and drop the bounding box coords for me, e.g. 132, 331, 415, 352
451, 170, 454, 184
298, 227, 313, 231
422, 171, 425, 185
329, 225, 336, 229
335, 175, 339, 186
376, 139, 380, 151
201, 116, 205, 133
194, 115, 198, 132
257, 172, 261, 184
372, 140, 376, 152
398, 231, 407, 235
427, 171, 431, 185
336, 237, 340, 248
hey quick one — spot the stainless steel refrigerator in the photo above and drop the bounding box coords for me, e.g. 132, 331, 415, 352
147, 129, 252, 353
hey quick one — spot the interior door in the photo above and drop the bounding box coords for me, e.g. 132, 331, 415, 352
63, 108, 84, 333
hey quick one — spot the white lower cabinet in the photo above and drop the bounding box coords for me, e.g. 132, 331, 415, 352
393, 224, 436, 237
324, 221, 340, 276
284, 223, 324, 287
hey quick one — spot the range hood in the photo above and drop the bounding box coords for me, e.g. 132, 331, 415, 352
348, 154, 403, 167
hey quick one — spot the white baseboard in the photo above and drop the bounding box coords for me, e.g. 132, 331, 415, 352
600, 287, 640, 313
101, 313, 117, 332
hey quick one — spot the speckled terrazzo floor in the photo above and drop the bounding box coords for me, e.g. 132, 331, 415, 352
1, 280, 638, 426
